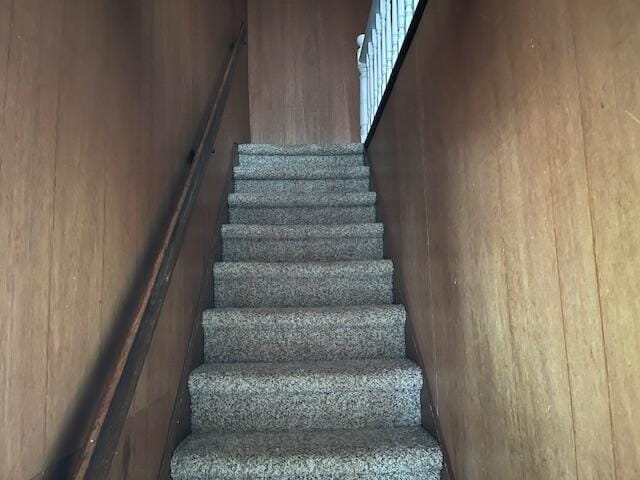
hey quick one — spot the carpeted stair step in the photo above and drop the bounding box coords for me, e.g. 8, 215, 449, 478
202, 304, 406, 363
171, 427, 443, 480
238, 143, 364, 169
213, 260, 393, 308
233, 165, 370, 193
228, 192, 376, 225
188, 358, 422, 433
221, 223, 383, 262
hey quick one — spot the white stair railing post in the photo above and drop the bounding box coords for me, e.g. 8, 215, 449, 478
357, 34, 369, 143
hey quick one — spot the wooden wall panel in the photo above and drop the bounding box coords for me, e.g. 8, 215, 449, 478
46, 0, 108, 462
247, 0, 369, 144
0, 0, 249, 478
535, 1, 617, 477
0, 2, 63, 478
570, 0, 640, 477
367, 0, 638, 478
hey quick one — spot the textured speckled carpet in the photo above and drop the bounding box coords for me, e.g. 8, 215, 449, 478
171, 144, 443, 479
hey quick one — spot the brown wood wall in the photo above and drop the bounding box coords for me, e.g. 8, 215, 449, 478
367, 0, 640, 479
247, 0, 369, 144
0, 1, 250, 478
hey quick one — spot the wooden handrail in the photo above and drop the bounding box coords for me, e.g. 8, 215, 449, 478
69, 23, 247, 480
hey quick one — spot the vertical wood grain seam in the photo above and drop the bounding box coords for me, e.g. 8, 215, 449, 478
43, 0, 66, 455
531, 9, 580, 475
98, 0, 110, 360
96, 0, 108, 403
495, 138, 527, 480
421, 169, 438, 413
565, 2, 619, 477
540, 102, 581, 480
414, 55, 439, 415
0, 1, 15, 474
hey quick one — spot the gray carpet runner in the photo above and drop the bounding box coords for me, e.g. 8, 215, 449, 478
171, 143, 443, 479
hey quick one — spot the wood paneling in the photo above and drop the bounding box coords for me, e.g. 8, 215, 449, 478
247, 0, 369, 144
367, 0, 639, 478
0, 1, 249, 478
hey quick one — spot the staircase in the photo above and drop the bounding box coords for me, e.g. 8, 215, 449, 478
171, 144, 443, 479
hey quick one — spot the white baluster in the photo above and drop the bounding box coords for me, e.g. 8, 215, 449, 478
375, 11, 382, 104
369, 46, 376, 128
357, 34, 368, 142
385, 0, 393, 77
392, 0, 400, 62
371, 25, 378, 116
380, 0, 388, 87
404, 0, 412, 33
366, 48, 372, 130
397, 0, 406, 48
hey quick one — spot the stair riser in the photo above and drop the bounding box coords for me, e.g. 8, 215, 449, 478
229, 206, 376, 225
190, 390, 421, 433
222, 237, 383, 262
234, 178, 369, 193
204, 326, 405, 363
214, 274, 392, 308
239, 154, 364, 168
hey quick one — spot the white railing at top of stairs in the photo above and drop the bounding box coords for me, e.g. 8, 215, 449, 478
357, 0, 421, 143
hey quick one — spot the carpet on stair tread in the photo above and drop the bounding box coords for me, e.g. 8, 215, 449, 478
228, 192, 377, 225
238, 154, 364, 168
221, 223, 383, 239
221, 223, 383, 260
234, 177, 370, 193
237, 143, 365, 170
228, 191, 376, 207
213, 260, 393, 308
203, 304, 405, 362
171, 427, 442, 480
238, 143, 364, 156
188, 358, 422, 433
233, 165, 369, 179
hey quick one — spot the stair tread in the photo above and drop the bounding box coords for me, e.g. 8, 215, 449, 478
214, 259, 392, 277
228, 191, 376, 207
171, 427, 442, 479
190, 358, 421, 395
234, 165, 369, 179
203, 304, 404, 329
238, 143, 364, 156
221, 223, 383, 239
